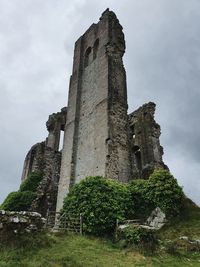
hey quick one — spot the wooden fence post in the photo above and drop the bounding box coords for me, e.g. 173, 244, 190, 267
115, 219, 119, 240
80, 214, 83, 235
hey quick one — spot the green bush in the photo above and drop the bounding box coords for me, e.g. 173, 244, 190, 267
146, 169, 184, 217
117, 225, 158, 254
61, 171, 184, 236
20, 172, 43, 192
0, 172, 42, 211
128, 179, 155, 220
61, 176, 131, 236
0, 191, 36, 211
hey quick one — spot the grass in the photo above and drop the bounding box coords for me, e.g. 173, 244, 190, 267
0, 232, 200, 267
160, 198, 200, 239
0, 198, 200, 267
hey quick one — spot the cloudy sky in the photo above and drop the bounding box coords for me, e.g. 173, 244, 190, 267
0, 0, 200, 205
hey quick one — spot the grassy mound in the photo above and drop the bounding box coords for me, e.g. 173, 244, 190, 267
0, 234, 199, 267
1, 202, 200, 267
158, 198, 200, 256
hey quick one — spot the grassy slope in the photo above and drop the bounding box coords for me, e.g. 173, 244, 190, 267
1, 199, 200, 267
160, 198, 200, 240
1, 233, 200, 267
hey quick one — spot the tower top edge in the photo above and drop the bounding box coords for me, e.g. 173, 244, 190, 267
75, 8, 121, 45
100, 8, 117, 21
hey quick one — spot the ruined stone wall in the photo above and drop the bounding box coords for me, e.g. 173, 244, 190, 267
105, 12, 132, 182
46, 107, 67, 151
21, 108, 67, 216
128, 102, 168, 179
21, 142, 45, 182
30, 148, 61, 216
56, 9, 132, 212
0, 210, 46, 241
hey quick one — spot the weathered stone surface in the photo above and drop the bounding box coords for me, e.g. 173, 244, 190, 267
129, 102, 168, 179
21, 107, 67, 182
21, 142, 46, 182
56, 8, 132, 212
20, 108, 67, 216
0, 210, 46, 240
142, 207, 167, 230
46, 107, 67, 151
179, 236, 200, 245
30, 148, 61, 216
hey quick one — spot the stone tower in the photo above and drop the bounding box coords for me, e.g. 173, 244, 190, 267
56, 9, 132, 211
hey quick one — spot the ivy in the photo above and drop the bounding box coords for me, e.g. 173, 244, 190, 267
20, 172, 43, 192
0, 191, 36, 211
61, 176, 131, 236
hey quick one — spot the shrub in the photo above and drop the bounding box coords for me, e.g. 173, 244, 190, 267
117, 225, 158, 254
61, 176, 131, 236
0, 191, 36, 211
146, 169, 184, 217
20, 172, 43, 192
128, 179, 155, 220
0, 172, 42, 212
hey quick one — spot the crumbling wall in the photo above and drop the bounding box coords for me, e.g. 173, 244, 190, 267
30, 148, 61, 216
129, 102, 168, 179
0, 210, 46, 241
46, 107, 67, 151
21, 142, 45, 182
20, 108, 67, 216
105, 10, 132, 182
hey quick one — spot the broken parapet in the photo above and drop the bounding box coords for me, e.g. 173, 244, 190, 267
21, 107, 67, 182
20, 107, 67, 216
129, 102, 168, 179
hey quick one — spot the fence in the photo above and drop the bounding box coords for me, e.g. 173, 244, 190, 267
45, 211, 83, 235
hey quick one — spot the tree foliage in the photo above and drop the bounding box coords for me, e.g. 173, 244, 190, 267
146, 169, 184, 217
129, 179, 155, 220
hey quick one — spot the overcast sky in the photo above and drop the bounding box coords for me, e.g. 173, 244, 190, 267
0, 0, 200, 205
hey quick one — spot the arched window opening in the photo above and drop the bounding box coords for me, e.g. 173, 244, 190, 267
133, 145, 142, 171
84, 47, 92, 68
93, 38, 99, 60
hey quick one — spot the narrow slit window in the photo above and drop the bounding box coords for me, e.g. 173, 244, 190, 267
93, 39, 99, 60
84, 47, 92, 67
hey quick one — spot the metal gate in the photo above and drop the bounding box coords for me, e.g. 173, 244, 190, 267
45, 211, 83, 234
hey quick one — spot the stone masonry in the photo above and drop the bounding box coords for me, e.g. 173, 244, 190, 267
56, 9, 132, 212
20, 9, 168, 216
21, 108, 67, 216
129, 102, 168, 179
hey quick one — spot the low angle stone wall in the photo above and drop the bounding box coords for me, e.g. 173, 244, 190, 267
0, 210, 46, 240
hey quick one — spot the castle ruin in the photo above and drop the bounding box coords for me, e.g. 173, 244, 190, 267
21, 9, 167, 216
